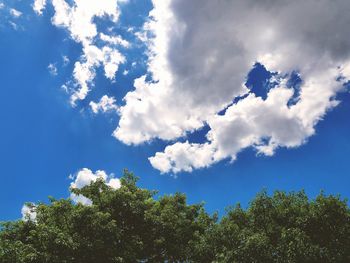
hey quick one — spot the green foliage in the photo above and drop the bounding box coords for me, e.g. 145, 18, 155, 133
1, 171, 350, 262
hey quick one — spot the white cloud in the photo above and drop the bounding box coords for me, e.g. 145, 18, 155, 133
149, 79, 340, 173
20, 169, 121, 216
0, 3, 5, 9
69, 45, 125, 104
116, 0, 350, 173
33, 0, 46, 15
32, 1, 350, 174
21, 204, 37, 221
62, 55, 70, 66
70, 168, 121, 205
100, 33, 130, 48
90, 95, 118, 114
108, 178, 122, 189
102, 46, 125, 80
10, 8, 22, 18
50, 0, 120, 45
48, 63, 58, 76
149, 141, 215, 173
9, 21, 19, 30
33, 0, 127, 105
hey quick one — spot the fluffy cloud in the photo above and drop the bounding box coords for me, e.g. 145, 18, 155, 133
33, 0, 46, 15
117, 0, 350, 173
70, 45, 125, 103
33, 1, 350, 174
20, 168, 120, 218
149, 141, 215, 173
10, 8, 22, 18
62, 55, 70, 66
48, 63, 58, 76
70, 168, 121, 205
100, 33, 130, 48
34, 0, 128, 105
90, 95, 118, 114
50, 0, 120, 44
21, 204, 37, 221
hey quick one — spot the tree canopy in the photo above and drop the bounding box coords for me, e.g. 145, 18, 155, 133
1, 170, 349, 263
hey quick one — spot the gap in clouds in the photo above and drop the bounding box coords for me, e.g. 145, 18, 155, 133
246, 63, 276, 100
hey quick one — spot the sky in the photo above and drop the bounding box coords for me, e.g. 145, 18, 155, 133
1, 0, 350, 221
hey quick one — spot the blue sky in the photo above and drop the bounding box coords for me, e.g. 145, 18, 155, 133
1, 0, 350, 221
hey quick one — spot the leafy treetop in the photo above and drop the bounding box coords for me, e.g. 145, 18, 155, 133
1, 170, 349, 263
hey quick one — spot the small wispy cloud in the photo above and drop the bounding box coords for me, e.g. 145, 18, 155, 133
10, 8, 22, 18
33, 0, 128, 107
48, 63, 58, 76
89, 95, 118, 114
62, 55, 70, 66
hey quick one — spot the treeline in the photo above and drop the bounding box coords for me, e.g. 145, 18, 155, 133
1, 170, 349, 263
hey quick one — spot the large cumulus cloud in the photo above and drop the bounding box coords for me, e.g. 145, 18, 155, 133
116, 0, 350, 173
33, 0, 350, 174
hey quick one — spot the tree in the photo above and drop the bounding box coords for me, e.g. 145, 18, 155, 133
0, 170, 211, 263
211, 190, 350, 263
1, 171, 349, 262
